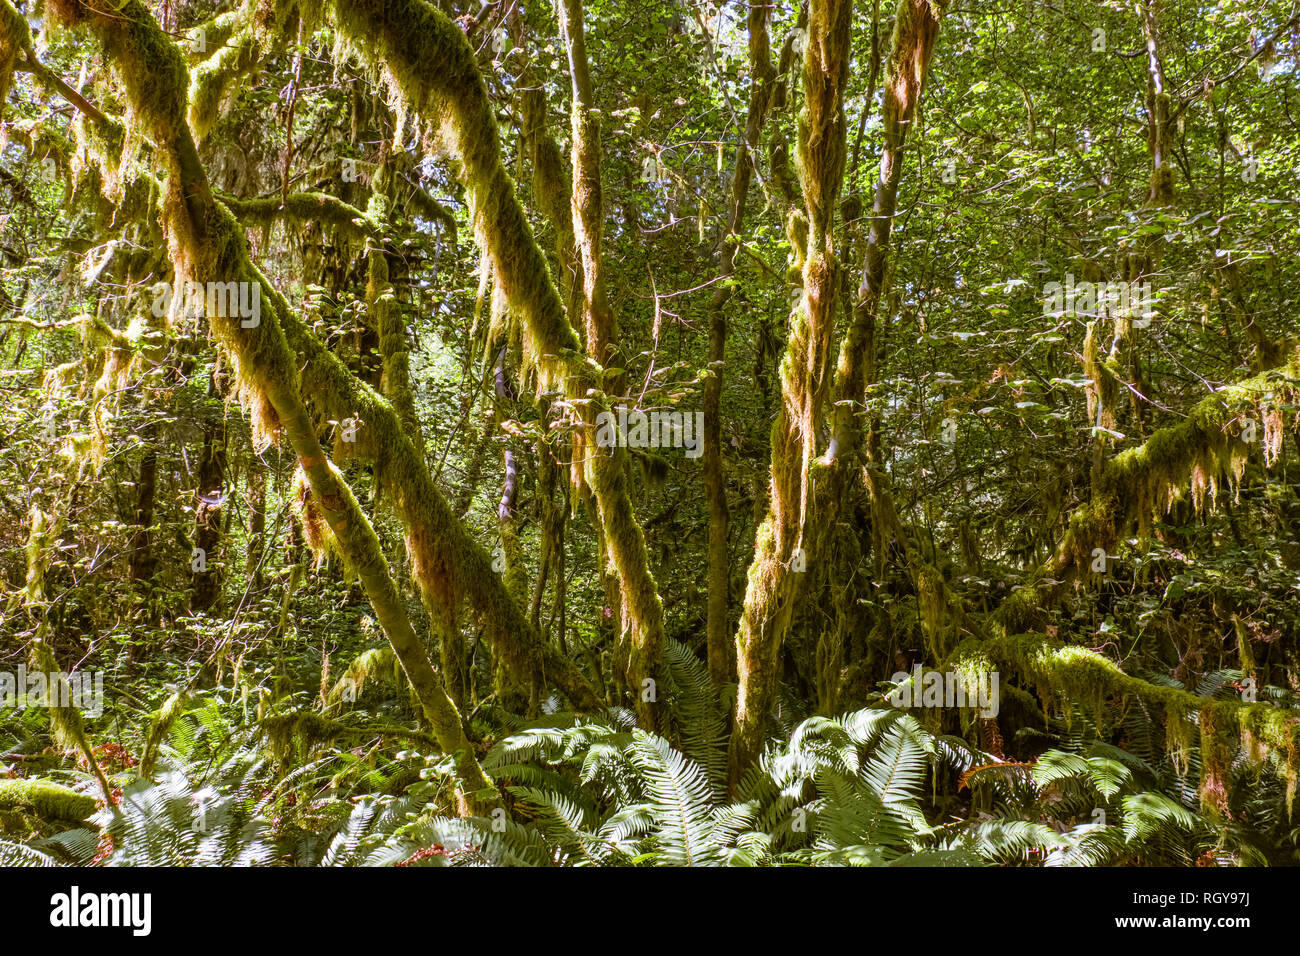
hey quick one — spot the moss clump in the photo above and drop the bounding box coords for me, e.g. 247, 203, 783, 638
261, 710, 435, 765
0, 0, 31, 107
261, 711, 351, 764
139, 688, 190, 778
326, 646, 411, 709
0, 779, 97, 823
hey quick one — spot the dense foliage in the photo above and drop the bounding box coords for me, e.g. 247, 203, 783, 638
1, 0, 1299, 866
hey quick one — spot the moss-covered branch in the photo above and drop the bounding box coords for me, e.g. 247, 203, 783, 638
219, 190, 378, 241
0, 779, 98, 823
1056, 349, 1299, 573
187, 0, 294, 139
46, 0, 497, 815
318, 0, 666, 726
949, 629, 1300, 808
993, 347, 1299, 633
278, 300, 603, 714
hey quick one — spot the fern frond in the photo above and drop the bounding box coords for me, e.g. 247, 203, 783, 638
627, 731, 720, 866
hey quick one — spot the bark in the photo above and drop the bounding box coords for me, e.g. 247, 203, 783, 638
323, 0, 666, 728
729, 0, 853, 786
128, 446, 158, 587
191, 372, 226, 611
246, 462, 266, 590
47, 0, 497, 814
702, 0, 776, 689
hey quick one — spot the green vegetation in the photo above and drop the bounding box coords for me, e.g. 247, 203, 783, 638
1, 0, 1299, 867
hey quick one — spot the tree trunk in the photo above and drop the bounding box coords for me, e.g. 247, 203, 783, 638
730, 0, 854, 786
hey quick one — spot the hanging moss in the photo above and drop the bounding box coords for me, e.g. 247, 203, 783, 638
292, 464, 338, 567
262, 711, 356, 764
261, 710, 437, 765
188, 13, 263, 139
949, 630, 1300, 807
220, 191, 378, 242
0, 0, 31, 108
1056, 349, 1300, 575
325, 646, 410, 708
187, 0, 297, 138
23, 505, 55, 604
138, 688, 189, 778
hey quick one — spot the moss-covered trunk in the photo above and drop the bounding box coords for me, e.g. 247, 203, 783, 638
729, 0, 853, 786
191, 372, 226, 611
702, 0, 775, 689
323, 0, 665, 726
810, 0, 945, 693
46, 0, 498, 814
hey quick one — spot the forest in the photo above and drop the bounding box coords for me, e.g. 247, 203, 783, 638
0, 0, 1298, 871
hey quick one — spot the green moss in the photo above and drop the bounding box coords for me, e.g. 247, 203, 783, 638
0, 779, 97, 823
0, 0, 32, 107
139, 688, 189, 778
950, 630, 1300, 806
1017, 347, 1300, 585
220, 191, 377, 241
